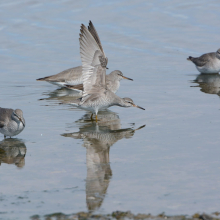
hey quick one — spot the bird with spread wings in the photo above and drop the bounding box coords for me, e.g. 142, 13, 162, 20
62, 21, 145, 121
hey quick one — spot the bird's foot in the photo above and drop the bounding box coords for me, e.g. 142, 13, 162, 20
90, 114, 99, 122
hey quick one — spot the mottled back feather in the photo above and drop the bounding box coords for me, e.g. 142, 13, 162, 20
0, 108, 13, 126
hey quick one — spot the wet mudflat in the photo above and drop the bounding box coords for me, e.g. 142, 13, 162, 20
1, 1, 220, 219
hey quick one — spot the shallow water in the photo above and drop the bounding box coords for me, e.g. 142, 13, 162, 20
1, 0, 220, 219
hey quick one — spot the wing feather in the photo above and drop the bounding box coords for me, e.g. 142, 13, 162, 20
79, 22, 108, 97
88, 20, 105, 56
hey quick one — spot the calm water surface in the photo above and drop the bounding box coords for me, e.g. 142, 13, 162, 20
1, 0, 220, 219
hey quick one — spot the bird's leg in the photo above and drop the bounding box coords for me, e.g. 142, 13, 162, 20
95, 115, 98, 122
4, 135, 6, 139
90, 113, 93, 120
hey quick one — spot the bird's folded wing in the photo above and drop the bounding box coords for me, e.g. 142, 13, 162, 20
79, 22, 108, 97
191, 55, 209, 67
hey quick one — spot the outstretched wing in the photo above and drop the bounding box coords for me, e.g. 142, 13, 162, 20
88, 21, 105, 56
79, 21, 108, 97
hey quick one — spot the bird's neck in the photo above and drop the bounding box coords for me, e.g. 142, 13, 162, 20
108, 80, 120, 93
115, 96, 127, 107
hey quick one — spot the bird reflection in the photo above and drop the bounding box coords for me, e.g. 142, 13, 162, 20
191, 73, 220, 95
62, 111, 145, 212
0, 138, 26, 168
39, 87, 81, 103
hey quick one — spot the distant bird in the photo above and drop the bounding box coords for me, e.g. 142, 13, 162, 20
65, 70, 133, 94
187, 48, 220, 73
0, 108, 25, 138
61, 21, 145, 121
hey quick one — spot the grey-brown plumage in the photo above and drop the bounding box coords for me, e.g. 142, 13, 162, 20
36, 21, 132, 90
187, 48, 220, 73
61, 21, 144, 121
0, 108, 25, 138
37, 66, 132, 93
88, 20, 105, 56
36, 66, 83, 87
65, 70, 133, 94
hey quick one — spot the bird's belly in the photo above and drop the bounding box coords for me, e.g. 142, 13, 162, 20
49, 81, 66, 87
65, 77, 83, 86
197, 60, 220, 73
13, 122, 24, 135
79, 104, 106, 114
212, 60, 220, 72
48, 78, 83, 87
76, 104, 95, 113
0, 122, 24, 137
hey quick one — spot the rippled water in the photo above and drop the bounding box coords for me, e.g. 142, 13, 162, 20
1, 0, 220, 219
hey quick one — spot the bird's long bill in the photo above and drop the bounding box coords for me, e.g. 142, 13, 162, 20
133, 104, 145, 110
122, 76, 133, 81
135, 125, 146, 131
19, 118, 25, 127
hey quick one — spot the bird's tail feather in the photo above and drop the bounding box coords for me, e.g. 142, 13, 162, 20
36, 76, 50, 81
187, 56, 193, 61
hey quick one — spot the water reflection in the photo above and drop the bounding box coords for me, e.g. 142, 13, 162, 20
191, 73, 220, 96
0, 138, 26, 168
62, 111, 145, 212
39, 87, 81, 103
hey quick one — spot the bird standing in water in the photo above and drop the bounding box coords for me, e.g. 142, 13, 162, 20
62, 21, 145, 121
0, 108, 25, 138
187, 48, 220, 74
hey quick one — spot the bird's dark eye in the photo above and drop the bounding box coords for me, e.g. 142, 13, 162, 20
13, 112, 19, 118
